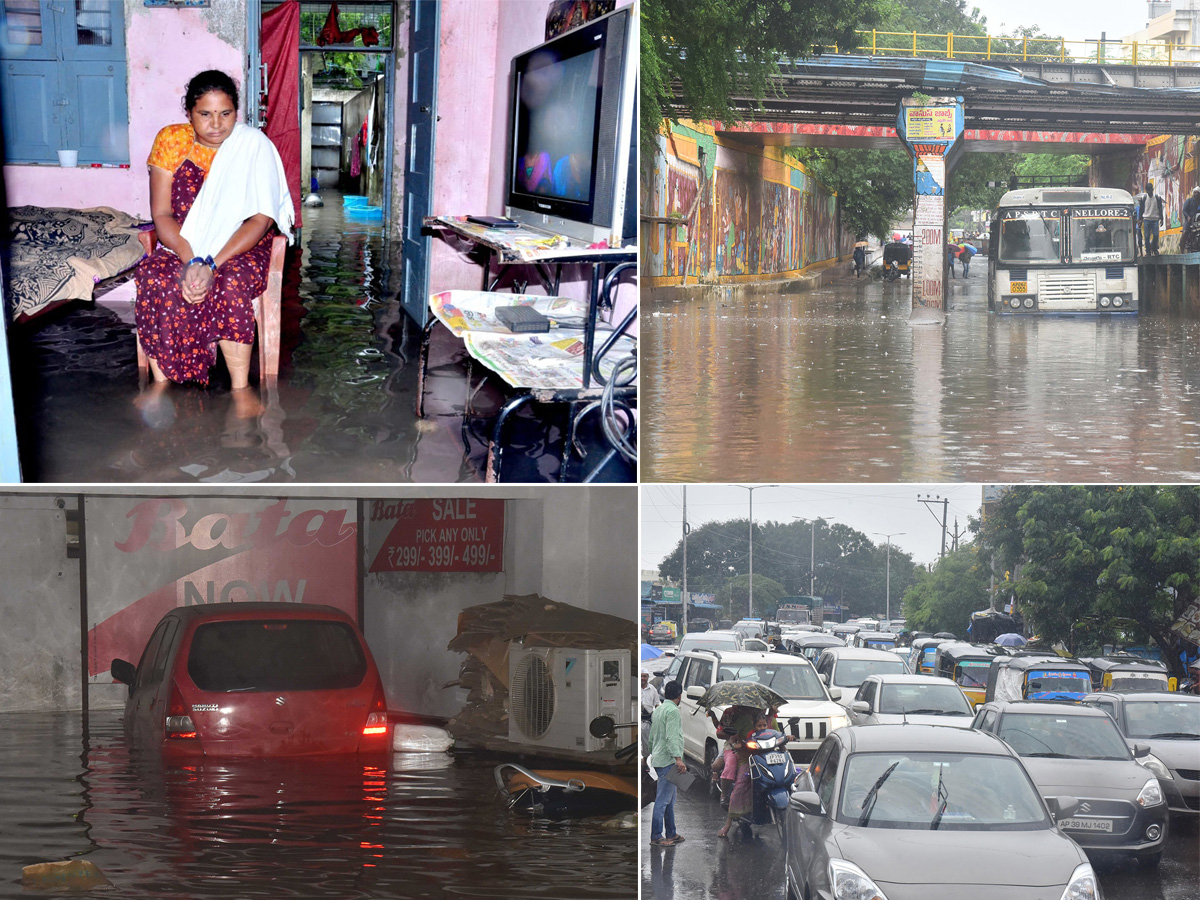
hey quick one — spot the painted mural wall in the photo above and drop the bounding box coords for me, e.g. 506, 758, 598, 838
644, 120, 852, 287
1124, 134, 1200, 253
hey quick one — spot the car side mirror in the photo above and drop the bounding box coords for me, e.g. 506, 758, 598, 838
685, 685, 705, 701
589, 716, 616, 739
110, 658, 136, 686
790, 790, 823, 815
851, 700, 869, 714
1052, 796, 1079, 822
1132, 743, 1151, 758
828, 687, 842, 701
820, 673, 829, 684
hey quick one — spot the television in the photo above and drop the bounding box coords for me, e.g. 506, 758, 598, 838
505, 7, 636, 246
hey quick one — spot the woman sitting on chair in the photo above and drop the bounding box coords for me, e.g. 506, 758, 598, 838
135, 69, 293, 390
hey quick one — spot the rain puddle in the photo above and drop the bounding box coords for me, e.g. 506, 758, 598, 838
0, 710, 635, 899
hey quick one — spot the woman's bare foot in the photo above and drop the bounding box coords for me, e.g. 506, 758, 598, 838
147, 356, 168, 383
717, 826, 729, 838
229, 386, 264, 419
134, 380, 175, 428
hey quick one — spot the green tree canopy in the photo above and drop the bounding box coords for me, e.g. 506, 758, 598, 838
719, 574, 787, 621
641, 0, 889, 159
980, 486, 1200, 679
901, 542, 990, 634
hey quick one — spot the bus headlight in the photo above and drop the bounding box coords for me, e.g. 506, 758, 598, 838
1023, 298, 1034, 308
1009, 298, 1021, 308
1099, 296, 1111, 307
1112, 296, 1124, 307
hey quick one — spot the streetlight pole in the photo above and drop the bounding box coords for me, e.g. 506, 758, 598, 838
873, 532, 905, 623
735, 484, 778, 619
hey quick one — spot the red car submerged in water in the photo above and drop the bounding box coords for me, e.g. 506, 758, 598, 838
110, 602, 390, 758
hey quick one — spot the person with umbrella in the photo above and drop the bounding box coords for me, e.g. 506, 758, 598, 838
648, 680, 687, 847
994, 632, 1027, 648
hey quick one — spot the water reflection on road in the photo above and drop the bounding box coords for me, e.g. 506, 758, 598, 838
0, 711, 634, 899
643, 272, 1200, 482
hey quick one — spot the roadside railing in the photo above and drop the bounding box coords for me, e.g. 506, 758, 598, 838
815, 31, 1200, 67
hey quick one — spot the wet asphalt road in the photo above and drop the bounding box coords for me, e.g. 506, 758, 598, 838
640, 767, 1200, 900
643, 262, 1200, 482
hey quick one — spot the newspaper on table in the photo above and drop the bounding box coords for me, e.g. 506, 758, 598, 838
463, 329, 636, 390
428, 290, 590, 338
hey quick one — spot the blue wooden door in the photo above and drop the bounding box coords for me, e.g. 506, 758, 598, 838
401, 0, 439, 326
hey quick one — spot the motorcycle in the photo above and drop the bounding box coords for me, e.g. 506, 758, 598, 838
729, 727, 797, 840
1182, 216, 1200, 254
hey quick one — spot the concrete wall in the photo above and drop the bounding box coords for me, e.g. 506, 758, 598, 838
0, 487, 636, 716
644, 120, 853, 288
0, 495, 81, 713
2, 0, 247, 216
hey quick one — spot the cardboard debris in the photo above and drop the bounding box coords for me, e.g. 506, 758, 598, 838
445, 594, 635, 749
22, 859, 112, 890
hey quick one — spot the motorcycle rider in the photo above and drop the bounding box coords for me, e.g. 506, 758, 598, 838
1183, 187, 1200, 253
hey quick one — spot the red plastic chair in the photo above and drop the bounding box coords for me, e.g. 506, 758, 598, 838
134, 229, 287, 378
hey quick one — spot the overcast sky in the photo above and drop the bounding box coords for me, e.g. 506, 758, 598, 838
641, 484, 986, 576
965, 0, 1148, 41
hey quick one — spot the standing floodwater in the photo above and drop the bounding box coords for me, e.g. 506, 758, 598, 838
643, 272, 1200, 482
0, 710, 634, 900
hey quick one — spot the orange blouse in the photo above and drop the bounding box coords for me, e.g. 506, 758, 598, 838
146, 123, 217, 175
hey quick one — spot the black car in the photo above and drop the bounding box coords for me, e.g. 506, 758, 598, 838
784, 725, 1097, 900
972, 700, 1169, 864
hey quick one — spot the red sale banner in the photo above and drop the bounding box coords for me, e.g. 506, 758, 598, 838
369, 499, 505, 573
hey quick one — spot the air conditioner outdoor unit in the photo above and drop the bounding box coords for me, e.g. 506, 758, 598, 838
508, 646, 630, 753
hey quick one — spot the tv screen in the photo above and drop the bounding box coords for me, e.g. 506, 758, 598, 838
512, 42, 602, 206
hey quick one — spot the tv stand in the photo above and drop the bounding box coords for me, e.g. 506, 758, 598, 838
419, 215, 636, 482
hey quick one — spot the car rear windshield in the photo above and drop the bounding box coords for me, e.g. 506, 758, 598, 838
680, 635, 738, 652
187, 620, 367, 692
838, 751, 1048, 830
716, 663, 826, 700
879, 683, 972, 716
832, 657, 908, 687
1122, 700, 1200, 740
998, 713, 1131, 760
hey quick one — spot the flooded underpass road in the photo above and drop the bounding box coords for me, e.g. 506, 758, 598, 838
0, 711, 635, 900
643, 267, 1200, 482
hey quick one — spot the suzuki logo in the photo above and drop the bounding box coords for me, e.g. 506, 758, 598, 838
1078, 802, 1092, 814
275, 696, 287, 706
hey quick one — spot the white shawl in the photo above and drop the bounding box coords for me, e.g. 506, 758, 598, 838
179, 122, 295, 259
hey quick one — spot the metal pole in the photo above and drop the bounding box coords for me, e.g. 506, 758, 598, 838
810, 521, 815, 595
748, 490, 754, 619
682, 486, 689, 635
941, 497, 948, 558
885, 542, 891, 622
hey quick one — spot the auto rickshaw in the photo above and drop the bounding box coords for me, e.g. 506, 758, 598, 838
983, 654, 1093, 703
1080, 654, 1173, 693
934, 642, 1007, 708
882, 241, 911, 280
908, 636, 950, 675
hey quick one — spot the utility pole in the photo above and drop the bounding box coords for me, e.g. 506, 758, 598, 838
810, 520, 815, 595
681, 486, 689, 635
873, 532, 905, 622
949, 517, 967, 552
917, 494, 950, 559
735, 484, 777, 619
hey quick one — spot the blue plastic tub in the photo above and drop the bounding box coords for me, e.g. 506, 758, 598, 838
342, 195, 369, 208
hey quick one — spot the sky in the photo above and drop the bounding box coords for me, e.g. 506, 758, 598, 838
964, 0, 1149, 42
641, 484, 986, 576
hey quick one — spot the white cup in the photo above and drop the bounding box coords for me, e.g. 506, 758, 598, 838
57, 150, 78, 167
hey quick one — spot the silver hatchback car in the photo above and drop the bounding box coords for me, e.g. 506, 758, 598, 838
785, 725, 1099, 900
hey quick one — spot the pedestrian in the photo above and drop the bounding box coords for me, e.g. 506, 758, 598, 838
956, 242, 977, 277
648, 680, 687, 847
1133, 184, 1147, 255
1142, 182, 1164, 256
640, 671, 662, 721
947, 243, 957, 277
716, 743, 752, 838
853, 243, 866, 277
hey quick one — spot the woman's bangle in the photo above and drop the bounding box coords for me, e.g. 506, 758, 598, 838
187, 255, 217, 273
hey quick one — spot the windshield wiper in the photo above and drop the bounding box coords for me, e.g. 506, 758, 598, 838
930, 766, 948, 830
858, 761, 900, 827
1146, 732, 1200, 740
1024, 752, 1072, 758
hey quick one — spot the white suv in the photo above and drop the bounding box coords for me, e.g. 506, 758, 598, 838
670, 649, 849, 770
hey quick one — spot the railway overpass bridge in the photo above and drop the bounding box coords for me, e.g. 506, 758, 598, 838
664, 53, 1200, 321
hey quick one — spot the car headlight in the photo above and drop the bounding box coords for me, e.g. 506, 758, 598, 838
1138, 753, 1172, 781
1058, 863, 1101, 900
830, 713, 851, 730
1136, 777, 1165, 807
829, 858, 890, 900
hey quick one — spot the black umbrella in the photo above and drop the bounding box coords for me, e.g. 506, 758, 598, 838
697, 680, 787, 712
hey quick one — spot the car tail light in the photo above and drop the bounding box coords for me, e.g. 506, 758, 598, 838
165, 683, 197, 740
362, 682, 389, 737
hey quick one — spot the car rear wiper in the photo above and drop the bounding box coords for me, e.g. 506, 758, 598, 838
858, 761, 900, 827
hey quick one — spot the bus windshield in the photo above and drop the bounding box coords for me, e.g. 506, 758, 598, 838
998, 210, 1061, 263
1071, 209, 1135, 263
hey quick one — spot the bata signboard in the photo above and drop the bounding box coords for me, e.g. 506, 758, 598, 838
85, 497, 358, 681
367, 498, 505, 573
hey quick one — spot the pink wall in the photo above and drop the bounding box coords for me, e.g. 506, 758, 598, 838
3, 4, 244, 216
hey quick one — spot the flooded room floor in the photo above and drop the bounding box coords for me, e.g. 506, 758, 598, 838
0, 709, 635, 900
7, 193, 615, 483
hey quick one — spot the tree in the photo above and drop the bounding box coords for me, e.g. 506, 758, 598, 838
980, 486, 1200, 679
719, 574, 787, 621
901, 543, 991, 635
641, 0, 889, 159
791, 148, 913, 240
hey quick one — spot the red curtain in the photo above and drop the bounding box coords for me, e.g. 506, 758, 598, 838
261, 0, 302, 228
